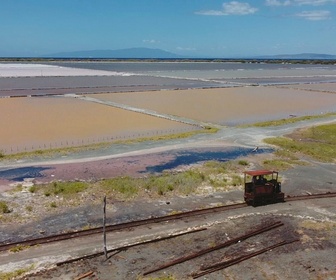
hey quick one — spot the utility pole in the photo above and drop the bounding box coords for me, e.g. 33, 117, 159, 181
103, 195, 107, 259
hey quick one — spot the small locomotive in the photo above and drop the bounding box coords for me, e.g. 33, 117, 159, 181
244, 169, 284, 206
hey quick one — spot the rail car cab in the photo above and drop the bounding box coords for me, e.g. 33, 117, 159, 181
244, 170, 284, 206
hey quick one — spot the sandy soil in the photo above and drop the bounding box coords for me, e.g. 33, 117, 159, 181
280, 83, 336, 93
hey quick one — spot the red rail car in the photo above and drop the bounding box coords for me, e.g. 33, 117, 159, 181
244, 170, 284, 206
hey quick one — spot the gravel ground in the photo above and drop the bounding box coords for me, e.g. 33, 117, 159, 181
17, 198, 336, 280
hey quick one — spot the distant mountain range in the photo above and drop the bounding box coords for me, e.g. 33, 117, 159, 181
45, 47, 336, 60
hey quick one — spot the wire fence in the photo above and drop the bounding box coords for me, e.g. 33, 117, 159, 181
1, 126, 200, 155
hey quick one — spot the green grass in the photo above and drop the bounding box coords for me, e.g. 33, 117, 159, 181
50, 202, 57, 208
29, 185, 37, 193
100, 177, 139, 199
97, 162, 246, 200
264, 123, 336, 163
262, 159, 295, 171
0, 142, 112, 161
38, 181, 89, 197
238, 160, 249, 166
243, 112, 336, 127
0, 265, 35, 280
120, 126, 219, 145
143, 170, 205, 196
9, 244, 31, 253
100, 170, 206, 199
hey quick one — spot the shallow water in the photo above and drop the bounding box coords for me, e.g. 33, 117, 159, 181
143, 147, 272, 173
1, 62, 336, 97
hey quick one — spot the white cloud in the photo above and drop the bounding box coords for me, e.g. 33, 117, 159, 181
143, 39, 159, 44
196, 1, 258, 16
265, 0, 291, 6
294, 0, 336, 5
176, 47, 197, 51
295, 10, 331, 20
265, 0, 336, 6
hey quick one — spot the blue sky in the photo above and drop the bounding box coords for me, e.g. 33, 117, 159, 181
1, 0, 336, 57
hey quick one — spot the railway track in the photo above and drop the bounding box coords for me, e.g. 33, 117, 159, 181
0, 191, 335, 252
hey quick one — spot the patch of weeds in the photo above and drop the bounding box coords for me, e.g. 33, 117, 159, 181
9, 244, 31, 253
0, 150, 4, 158
263, 159, 293, 171
203, 161, 229, 174
247, 112, 336, 127
100, 177, 139, 199
144, 170, 205, 196
274, 149, 299, 160
123, 126, 219, 145
82, 224, 92, 230
264, 123, 336, 163
169, 210, 182, 215
238, 160, 249, 166
300, 220, 336, 231
29, 185, 37, 193
0, 201, 11, 214
231, 174, 243, 186
14, 184, 23, 192
25, 205, 33, 212
44, 181, 89, 197
50, 202, 57, 208
209, 176, 227, 189
0, 264, 35, 280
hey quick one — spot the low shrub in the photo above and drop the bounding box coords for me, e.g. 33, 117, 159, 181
0, 201, 10, 213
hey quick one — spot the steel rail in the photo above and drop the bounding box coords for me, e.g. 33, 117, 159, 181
0, 202, 247, 252
56, 227, 207, 266
285, 191, 336, 202
143, 221, 283, 276
0, 191, 335, 252
192, 239, 299, 279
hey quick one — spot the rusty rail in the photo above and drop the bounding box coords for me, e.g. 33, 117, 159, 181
0, 202, 246, 252
286, 191, 336, 202
143, 221, 283, 276
192, 239, 299, 279
1, 192, 334, 252
56, 227, 207, 266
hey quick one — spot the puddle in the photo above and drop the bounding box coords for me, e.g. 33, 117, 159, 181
0, 166, 52, 182
144, 147, 273, 173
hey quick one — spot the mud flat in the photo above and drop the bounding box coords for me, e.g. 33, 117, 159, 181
92, 85, 336, 125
